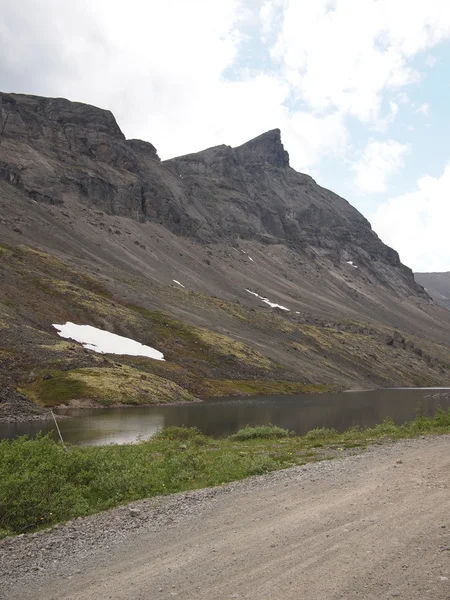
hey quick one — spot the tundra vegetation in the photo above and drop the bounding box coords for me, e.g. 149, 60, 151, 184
1, 242, 450, 415
1, 409, 450, 539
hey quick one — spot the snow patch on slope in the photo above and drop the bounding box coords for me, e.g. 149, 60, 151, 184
245, 289, 290, 311
53, 322, 165, 360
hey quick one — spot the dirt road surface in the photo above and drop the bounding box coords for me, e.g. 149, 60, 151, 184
2, 436, 450, 600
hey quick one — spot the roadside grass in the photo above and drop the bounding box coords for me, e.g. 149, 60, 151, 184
230, 424, 293, 441
1, 410, 450, 539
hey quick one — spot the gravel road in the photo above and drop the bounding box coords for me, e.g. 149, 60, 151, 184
2, 435, 450, 599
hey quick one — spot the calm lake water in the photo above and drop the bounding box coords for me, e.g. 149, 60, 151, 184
1, 388, 449, 446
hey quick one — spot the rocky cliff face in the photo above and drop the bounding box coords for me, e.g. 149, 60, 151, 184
0, 92, 423, 300
1, 92, 450, 412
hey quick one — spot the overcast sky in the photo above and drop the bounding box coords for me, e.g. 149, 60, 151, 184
1, 0, 450, 272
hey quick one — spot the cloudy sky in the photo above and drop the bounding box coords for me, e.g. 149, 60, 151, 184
1, 0, 450, 272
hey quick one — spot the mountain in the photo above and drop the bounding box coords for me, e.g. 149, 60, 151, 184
414, 272, 450, 309
1, 92, 449, 418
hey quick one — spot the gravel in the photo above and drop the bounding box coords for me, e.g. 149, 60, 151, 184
1, 435, 450, 600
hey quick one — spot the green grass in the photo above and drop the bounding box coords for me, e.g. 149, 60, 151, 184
22, 367, 195, 407
200, 379, 333, 397
230, 424, 293, 441
1, 412, 450, 538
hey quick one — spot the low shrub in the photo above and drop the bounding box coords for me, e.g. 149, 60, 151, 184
1, 408, 450, 537
154, 426, 205, 441
230, 424, 292, 441
305, 427, 338, 441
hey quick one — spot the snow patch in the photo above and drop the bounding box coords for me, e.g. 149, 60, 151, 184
53, 323, 165, 360
173, 280, 185, 288
347, 260, 358, 269
245, 289, 290, 311
235, 248, 254, 262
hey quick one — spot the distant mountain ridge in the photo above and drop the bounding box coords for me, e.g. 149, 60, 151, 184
414, 272, 450, 309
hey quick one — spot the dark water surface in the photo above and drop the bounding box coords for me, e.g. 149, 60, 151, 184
1, 388, 449, 446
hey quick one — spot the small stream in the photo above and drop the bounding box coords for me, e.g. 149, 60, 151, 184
1, 387, 449, 446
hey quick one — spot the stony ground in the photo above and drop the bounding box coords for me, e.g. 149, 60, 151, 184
2, 435, 450, 600
0, 387, 51, 423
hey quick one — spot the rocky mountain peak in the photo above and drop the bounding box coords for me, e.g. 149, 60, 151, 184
235, 128, 290, 168
0, 91, 428, 305
126, 139, 160, 161
0, 92, 124, 141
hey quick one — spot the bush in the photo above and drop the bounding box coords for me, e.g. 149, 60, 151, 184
230, 424, 292, 441
431, 406, 450, 428
365, 418, 401, 437
0, 434, 87, 533
305, 427, 338, 441
0, 429, 287, 534
154, 426, 205, 441
2, 410, 450, 537
153, 426, 209, 447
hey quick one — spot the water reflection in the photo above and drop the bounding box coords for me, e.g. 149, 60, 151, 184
1, 388, 449, 446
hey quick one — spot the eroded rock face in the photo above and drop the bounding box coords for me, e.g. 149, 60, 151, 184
0, 93, 144, 212
235, 129, 290, 168
0, 91, 424, 298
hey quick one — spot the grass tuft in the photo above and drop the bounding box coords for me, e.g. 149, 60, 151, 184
305, 427, 339, 441
230, 424, 293, 441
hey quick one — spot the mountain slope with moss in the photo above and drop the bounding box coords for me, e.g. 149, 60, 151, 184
1, 242, 449, 417
0, 92, 449, 418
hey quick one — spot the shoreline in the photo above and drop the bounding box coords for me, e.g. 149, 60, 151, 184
0, 384, 365, 424
7, 384, 449, 425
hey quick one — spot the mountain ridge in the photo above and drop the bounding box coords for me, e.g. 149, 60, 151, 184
0, 91, 428, 299
414, 271, 450, 309
1, 91, 449, 417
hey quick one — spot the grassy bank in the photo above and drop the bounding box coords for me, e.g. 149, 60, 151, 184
1, 410, 450, 539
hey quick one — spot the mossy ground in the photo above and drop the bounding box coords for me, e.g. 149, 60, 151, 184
199, 379, 332, 397
1, 242, 450, 408
1, 410, 450, 538
22, 366, 195, 407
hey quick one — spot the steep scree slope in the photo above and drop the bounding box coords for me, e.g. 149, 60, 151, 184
1, 92, 449, 413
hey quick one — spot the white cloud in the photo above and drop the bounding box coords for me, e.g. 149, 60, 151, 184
0, 0, 349, 166
0, 0, 251, 158
282, 110, 348, 171
270, 0, 450, 124
371, 165, 450, 271
259, 0, 287, 41
370, 101, 400, 133
351, 139, 410, 193
425, 54, 438, 68
416, 102, 431, 116
2, 0, 450, 263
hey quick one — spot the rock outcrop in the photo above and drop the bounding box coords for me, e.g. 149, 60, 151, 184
0, 92, 425, 301
1, 91, 450, 412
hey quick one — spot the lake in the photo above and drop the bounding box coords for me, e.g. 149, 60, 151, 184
1, 387, 449, 446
